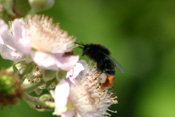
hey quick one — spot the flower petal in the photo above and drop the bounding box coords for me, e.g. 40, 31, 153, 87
0, 20, 17, 48
12, 19, 31, 50
66, 60, 86, 83
0, 19, 30, 54
0, 37, 4, 53
61, 111, 75, 117
31, 51, 58, 70
0, 45, 23, 61
54, 54, 79, 71
12, 19, 26, 40
0, 36, 23, 61
54, 79, 71, 115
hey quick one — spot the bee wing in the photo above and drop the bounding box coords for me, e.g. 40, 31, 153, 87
99, 51, 125, 74
106, 55, 125, 74
98, 50, 125, 73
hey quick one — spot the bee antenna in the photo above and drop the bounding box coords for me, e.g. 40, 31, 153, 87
75, 41, 85, 49
75, 41, 85, 46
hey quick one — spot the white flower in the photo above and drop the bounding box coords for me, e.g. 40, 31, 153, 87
53, 60, 86, 116
0, 15, 79, 71
26, 15, 75, 53
53, 61, 118, 117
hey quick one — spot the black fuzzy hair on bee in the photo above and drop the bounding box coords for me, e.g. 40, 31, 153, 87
83, 44, 110, 62
75, 41, 124, 87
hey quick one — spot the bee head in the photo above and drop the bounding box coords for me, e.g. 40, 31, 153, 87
74, 41, 90, 56
82, 45, 91, 56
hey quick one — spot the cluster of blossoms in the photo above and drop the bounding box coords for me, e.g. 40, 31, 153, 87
0, 15, 118, 116
0, 0, 119, 116
53, 60, 118, 116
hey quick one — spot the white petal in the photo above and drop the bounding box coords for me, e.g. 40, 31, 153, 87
1, 44, 23, 61
54, 79, 70, 115
61, 111, 75, 117
54, 54, 79, 71
79, 60, 89, 75
12, 19, 27, 39
0, 19, 30, 54
12, 19, 31, 50
31, 51, 58, 70
0, 36, 4, 44
0, 37, 4, 53
66, 61, 85, 83
0, 35, 23, 61
0, 20, 17, 48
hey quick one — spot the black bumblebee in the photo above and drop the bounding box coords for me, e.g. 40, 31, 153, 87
76, 42, 124, 88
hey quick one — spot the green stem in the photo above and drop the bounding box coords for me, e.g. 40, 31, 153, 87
46, 77, 58, 89
25, 80, 45, 93
24, 93, 55, 108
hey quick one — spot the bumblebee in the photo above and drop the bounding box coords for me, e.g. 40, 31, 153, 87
76, 42, 124, 88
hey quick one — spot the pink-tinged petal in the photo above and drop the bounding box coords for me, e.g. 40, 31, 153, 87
12, 19, 31, 50
79, 60, 88, 74
0, 37, 4, 52
0, 37, 23, 61
54, 79, 71, 115
53, 54, 79, 71
12, 19, 26, 39
66, 61, 85, 83
31, 51, 58, 70
1, 45, 23, 61
0, 36, 4, 45
0, 20, 30, 54
61, 111, 75, 117
0, 20, 17, 48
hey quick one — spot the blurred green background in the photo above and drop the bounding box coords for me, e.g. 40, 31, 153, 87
1, 0, 175, 117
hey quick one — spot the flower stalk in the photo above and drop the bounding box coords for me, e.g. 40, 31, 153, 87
24, 79, 45, 93
24, 93, 55, 109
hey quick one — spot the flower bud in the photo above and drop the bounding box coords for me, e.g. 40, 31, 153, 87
42, 69, 56, 82
29, 0, 54, 12
0, 0, 15, 16
35, 94, 55, 111
0, 69, 23, 108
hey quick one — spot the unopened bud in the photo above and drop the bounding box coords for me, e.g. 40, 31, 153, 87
0, 0, 15, 16
42, 70, 56, 82
0, 69, 23, 108
29, 0, 54, 12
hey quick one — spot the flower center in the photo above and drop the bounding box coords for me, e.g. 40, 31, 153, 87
26, 15, 74, 53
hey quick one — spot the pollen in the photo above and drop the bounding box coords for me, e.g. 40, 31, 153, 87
25, 15, 75, 53
69, 67, 118, 116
